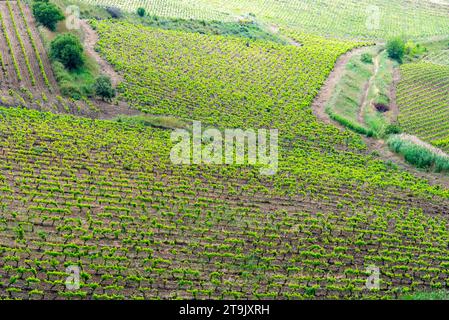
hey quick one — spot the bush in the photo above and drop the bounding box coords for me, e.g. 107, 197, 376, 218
50, 33, 84, 70
32, 1, 65, 31
93, 75, 116, 101
387, 135, 449, 172
384, 124, 402, 135
137, 7, 146, 17
361, 53, 373, 64
386, 37, 405, 62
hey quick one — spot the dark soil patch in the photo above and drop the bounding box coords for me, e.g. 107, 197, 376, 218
374, 103, 390, 112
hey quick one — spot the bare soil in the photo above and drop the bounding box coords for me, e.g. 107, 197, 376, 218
79, 19, 123, 87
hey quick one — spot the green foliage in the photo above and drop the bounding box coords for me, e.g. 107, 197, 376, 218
137, 7, 145, 17
361, 53, 373, 64
52, 61, 95, 99
402, 291, 449, 300
93, 75, 116, 101
384, 124, 402, 135
50, 33, 85, 70
327, 108, 374, 137
405, 41, 427, 59
386, 37, 405, 62
387, 135, 449, 172
32, 0, 65, 31
136, 15, 285, 43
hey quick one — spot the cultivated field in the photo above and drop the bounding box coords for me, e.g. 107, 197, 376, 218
397, 62, 449, 151
81, 0, 449, 39
0, 0, 448, 301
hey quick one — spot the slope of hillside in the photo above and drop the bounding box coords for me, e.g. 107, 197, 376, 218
80, 0, 449, 39
1, 19, 449, 299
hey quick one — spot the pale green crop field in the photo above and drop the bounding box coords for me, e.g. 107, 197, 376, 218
81, 0, 449, 39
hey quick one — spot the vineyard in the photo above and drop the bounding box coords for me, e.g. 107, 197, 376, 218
0, 0, 56, 89
2, 104, 449, 299
80, 0, 449, 39
0, 0, 449, 302
397, 62, 449, 151
93, 20, 365, 135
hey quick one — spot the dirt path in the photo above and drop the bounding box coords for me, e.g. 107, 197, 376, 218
358, 53, 380, 124
388, 67, 401, 123
311, 47, 449, 188
311, 47, 367, 124
79, 19, 122, 87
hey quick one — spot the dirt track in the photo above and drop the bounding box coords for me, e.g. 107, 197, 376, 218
310, 47, 449, 188
79, 19, 123, 87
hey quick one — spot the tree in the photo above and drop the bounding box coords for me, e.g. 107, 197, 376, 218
386, 37, 405, 63
93, 76, 116, 101
137, 7, 146, 17
32, 1, 64, 31
50, 33, 84, 70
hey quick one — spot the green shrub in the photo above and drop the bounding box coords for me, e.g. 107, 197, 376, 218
361, 53, 373, 64
32, 1, 64, 31
93, 76, 116, 101
384, 124, 402, 135
137, 7, 146, 17
387, 135, 449, 172
386, 37, 405, 62
326, 108, 374, 137
50, 33, 85, 70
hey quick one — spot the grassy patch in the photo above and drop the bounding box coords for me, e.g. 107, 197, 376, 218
132, 15, 286, 44
115, 115, 191, 130
402, 290, 449, 300
325, 48, 374, 136
387, 134, 449, 173
36, 2, 101, 99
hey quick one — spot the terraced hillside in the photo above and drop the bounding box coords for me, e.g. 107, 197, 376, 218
397, 62, 449, 151
81, 0, 449, 39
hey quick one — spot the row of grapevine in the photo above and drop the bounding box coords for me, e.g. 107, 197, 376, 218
17, 0, 51, 88
0, 10, 22, 82
6, 0, 36, 86
0, 103, 449, 299
397, 62, 449, 151
1, 19, 449, 299
81, 0, 449, 40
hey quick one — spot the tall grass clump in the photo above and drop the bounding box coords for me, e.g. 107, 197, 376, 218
387, 134, 449, 172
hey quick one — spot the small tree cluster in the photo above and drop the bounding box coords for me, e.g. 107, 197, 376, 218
93, 76, 116, 101
386, 37, 405, 63
50, 33, 84, 70
32, 0, 65, 31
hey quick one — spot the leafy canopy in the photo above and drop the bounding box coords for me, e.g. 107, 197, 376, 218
50, 33, 85, 70
32, 1, 65, 31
